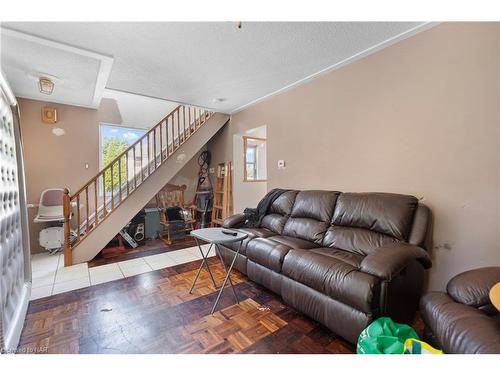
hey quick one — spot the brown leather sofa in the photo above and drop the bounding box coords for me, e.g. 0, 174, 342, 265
420, 267, 500, 353
219, 190, 432, 344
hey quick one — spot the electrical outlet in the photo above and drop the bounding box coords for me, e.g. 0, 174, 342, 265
277, 160, 286, 169
209, 167, 215, 173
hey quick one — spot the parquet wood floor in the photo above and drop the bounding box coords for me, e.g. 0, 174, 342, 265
19, 258, 422, 354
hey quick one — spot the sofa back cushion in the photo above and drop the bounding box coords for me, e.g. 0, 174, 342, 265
283, 190, 340, 244
323, 192, 418, 255
261, 190, 298, 234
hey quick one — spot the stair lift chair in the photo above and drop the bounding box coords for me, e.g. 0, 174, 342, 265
34, 188, 71, 254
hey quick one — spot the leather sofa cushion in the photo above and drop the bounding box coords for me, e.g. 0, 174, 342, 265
282, 249, 379, 313
261, 214, 287, 235
420, 292, 500, 354
266, 235, 318, 249
260, 191, 298, 234
268, 190, 298, 216
283, 190, 340, 244
246, 238, 292, 273
447, 267, 500, 308
331, 192, 418, 241
289, 190, 340, 222
323, 226, 399, 256
225, 227, 275, 255
246, 235, 318, 272
309, 247, 365, 268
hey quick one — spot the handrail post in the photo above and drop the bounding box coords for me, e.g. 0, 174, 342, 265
63, 188, 72, 267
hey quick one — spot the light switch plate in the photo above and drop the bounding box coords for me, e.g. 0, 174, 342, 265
277, 160, 286, 169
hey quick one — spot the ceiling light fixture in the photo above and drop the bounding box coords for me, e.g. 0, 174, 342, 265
39, 77, 54, 95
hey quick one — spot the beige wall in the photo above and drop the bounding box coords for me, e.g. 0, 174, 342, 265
19, 98, 201, 254
208, 22, 500, 291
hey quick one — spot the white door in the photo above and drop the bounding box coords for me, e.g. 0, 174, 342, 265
0, 71, 31, 353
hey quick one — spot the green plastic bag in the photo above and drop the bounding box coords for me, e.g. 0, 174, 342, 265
356, 317, 419, 354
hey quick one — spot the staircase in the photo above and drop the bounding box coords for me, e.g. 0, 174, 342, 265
63, 105, 229, 266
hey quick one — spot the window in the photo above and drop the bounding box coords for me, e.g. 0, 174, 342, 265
243, 136, 267, 182
246, 145, 257, 179
99, 124, 146, 192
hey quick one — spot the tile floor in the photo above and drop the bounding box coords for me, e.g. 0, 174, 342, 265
30, 244, 214, 300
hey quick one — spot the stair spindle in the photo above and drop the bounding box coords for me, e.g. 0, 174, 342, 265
182, 106, 186, 142
176, 109, 180, 148
126, 151, 129, 197
118, 157, 122, 203
63, 188, 72, 266
140, 140, 144, 183
159, 121, 163, 162
94, 181, 99, 226
146, 134, 151, 176
111, 163, 115, 210
153, 127, 157, 169
188, 106, 192, 134
85, 187, 89, 235
133, 145, 137, 189
102, 172, 107, 218
170, 113, 174, 154
76, 193, 81, 242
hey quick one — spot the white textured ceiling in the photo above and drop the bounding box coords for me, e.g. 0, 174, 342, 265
0, 28, 113, 108
1, 22, 432, 113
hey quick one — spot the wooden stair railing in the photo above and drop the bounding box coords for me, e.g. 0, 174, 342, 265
63, 105, 214, 266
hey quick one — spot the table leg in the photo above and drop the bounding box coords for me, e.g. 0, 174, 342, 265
211, 239, 243, 314
215, 244, 239, 304
189, 240, 217, 294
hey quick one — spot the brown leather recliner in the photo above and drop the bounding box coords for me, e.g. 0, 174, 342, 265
420, 267, 500, 353
220, 190, 432, 344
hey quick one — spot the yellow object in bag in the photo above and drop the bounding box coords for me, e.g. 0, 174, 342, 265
403, 338, 443, 354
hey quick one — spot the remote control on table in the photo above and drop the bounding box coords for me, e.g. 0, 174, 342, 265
222, 230, 238, 236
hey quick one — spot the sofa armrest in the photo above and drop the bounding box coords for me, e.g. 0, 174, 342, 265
359, 242, 432, 281
446, 267, 500, 307
222, 213, 246, 228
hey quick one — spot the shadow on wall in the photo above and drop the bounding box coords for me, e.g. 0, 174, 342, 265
98, 98, 123, 125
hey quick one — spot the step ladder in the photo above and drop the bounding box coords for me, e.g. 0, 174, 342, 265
211, 162, 232, 226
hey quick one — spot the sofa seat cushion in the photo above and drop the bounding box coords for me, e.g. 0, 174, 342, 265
246, 238, 293, 273
309, 248, 365, 268
266, 235, 318, 250
282, 249, 379, 313
225, 227, 275, 255
245, 235, 318, 273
